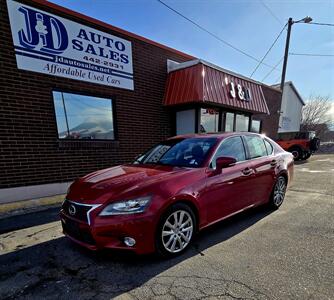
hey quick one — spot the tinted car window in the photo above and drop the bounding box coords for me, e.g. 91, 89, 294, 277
264, 139, 274, 155
211, 136, 246, 168
244, 135, 267, 159
135, 138, 217, 168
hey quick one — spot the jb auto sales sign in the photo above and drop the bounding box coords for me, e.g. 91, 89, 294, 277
6, 0, 134, 90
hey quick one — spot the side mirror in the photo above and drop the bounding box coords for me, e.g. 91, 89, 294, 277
215, 156, 237, 172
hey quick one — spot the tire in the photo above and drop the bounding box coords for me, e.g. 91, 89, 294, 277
269, 176, 287, 210
155, 203, 196, 257
310, 138, 320, 151
289, 146, 302, 160
301, 152, 311, 160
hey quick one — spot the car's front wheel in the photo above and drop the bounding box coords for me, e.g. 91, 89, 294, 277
155, 203, 196, 257
269, 176, 287, 209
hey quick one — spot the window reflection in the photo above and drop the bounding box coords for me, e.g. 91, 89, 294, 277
53, 91, 115, 140
200, 108, 219, 133
211, 136, 246, 168
235, 114, 249, 132
251, 120, 261, 133
135, 138, 217, 168
225, 112, 234, 132
244, 136, 267, 158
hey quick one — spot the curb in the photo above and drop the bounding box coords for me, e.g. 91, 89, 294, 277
0, 194, 65, 219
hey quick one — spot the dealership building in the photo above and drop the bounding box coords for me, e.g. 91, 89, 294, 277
1, 0, 288, 203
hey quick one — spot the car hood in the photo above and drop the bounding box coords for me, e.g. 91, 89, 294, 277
67, 164, 195, 204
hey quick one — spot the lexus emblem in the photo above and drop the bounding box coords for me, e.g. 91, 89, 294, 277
68, 204, 76, 216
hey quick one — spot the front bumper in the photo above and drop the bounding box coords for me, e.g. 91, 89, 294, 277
60, 209, 157, 254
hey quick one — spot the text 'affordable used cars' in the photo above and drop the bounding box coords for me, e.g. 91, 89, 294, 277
60, 132, 294, 257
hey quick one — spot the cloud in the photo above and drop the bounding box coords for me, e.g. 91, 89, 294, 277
326, 102, 334, 122
324, 101, 334, 130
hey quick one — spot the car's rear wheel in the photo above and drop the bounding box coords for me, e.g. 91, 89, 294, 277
155, 203, 196, 257
269, 176, 287, 209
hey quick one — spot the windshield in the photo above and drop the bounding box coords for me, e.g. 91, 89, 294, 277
134, 137, 217, 168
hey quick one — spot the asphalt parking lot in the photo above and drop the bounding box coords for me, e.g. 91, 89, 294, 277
0, 154, 333, 300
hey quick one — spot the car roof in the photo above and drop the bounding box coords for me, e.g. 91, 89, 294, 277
168, 132, 264, 141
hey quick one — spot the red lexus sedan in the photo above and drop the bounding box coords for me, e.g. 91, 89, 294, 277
61, 133, 294, 256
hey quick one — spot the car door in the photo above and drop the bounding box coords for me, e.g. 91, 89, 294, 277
243, 135, 277, 206
202, 136, 255, 224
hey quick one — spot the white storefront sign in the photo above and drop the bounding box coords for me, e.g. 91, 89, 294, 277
224, 77, 252, 101
6, 0, 134, 90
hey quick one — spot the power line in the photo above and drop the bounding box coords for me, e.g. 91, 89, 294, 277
289, 52, 334, 57
250, 24, 287, 78
261, 57, 284, 82
157, 0, 279, 71
259, 0, 283, 26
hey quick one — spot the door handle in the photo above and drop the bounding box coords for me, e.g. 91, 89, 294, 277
242, 167, 253, 176
270, 160, 277, 167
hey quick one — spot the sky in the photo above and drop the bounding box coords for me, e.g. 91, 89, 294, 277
50, 0, 334, 116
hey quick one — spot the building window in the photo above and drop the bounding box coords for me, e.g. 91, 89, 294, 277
235, 114, 249, 132
225, 112, 234, 132
251, 120, 261, 133
176, 109, 196, 135
200, 108, 219, 133
53, 91, 115, 140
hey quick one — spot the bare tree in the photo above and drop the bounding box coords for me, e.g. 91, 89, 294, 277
300, 95, 333, 140
301, 95, 332, 127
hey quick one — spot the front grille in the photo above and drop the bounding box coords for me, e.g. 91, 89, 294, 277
62, 200, 92, 223
62, 218, 95, 245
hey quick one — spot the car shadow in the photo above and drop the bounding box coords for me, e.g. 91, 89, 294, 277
193, 206, 272, 254
0, 205, 273, 299
294, 160, 309, 165
0, 206, 61, 234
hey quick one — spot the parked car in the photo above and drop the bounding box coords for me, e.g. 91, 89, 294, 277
60, 133, 294, 257
275, 131, 320, 160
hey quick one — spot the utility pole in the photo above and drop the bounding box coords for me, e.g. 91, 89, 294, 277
280, 18, 293, 92
280, 16, 312, 92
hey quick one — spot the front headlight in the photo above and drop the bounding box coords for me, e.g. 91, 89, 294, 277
99, 196, 151, 216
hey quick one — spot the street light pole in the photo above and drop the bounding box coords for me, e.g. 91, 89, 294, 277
279, 16, 313, 92
280, 18, 293, 92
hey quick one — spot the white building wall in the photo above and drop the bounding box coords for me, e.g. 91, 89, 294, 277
278, 83, 304, 132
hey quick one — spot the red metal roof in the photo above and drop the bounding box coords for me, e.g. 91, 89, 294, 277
164, 61, 270, 114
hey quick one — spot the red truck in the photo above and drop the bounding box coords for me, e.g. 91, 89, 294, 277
276, 131, 320, 160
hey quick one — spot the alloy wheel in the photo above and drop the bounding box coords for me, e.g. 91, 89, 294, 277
273, 177, 286, 207
161, 210, 193, 253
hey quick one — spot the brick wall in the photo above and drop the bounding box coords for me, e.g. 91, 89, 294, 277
0, 0, 191, 189
253, 85, 282, 139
